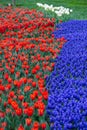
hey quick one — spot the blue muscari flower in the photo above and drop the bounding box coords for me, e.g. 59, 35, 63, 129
46, 20, 87, 129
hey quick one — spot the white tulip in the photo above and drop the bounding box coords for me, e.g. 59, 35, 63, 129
36, 3, 73, 17
37, 3, 43, 7
70, 9, 73, 12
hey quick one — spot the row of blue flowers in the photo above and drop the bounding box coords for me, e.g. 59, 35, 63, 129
46, 20, 87, 130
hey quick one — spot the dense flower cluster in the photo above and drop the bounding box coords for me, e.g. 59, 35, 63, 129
53, 20, 87, 41
46, 20, 87, 129
37, 3, 73, 17
0, 7, 65, 130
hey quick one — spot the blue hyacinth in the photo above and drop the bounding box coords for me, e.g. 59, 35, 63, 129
46, 20, 87, 130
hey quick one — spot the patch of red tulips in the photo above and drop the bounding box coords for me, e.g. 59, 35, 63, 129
0, 7, 66, 130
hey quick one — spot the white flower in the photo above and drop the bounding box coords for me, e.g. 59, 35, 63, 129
54, 7, 60, 10
70, 9, 73, 12
37, 3, 43, 7
36, 3, 73, 17
8, 3, 11, 6
51, 8, 55, 12
55, 11, 62, 17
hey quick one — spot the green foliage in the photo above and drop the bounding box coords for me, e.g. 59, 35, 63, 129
0, 0, 87, 20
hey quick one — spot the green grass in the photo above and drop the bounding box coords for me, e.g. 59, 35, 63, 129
0, 0, 87, 20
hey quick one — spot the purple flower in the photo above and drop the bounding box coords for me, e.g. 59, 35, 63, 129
46, 20, 87, 129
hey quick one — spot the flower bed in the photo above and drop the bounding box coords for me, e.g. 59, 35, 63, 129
36, 3, 73, 17
46, 20, 87, 129
0, 7, 66, 130
53, 20, 87, 41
